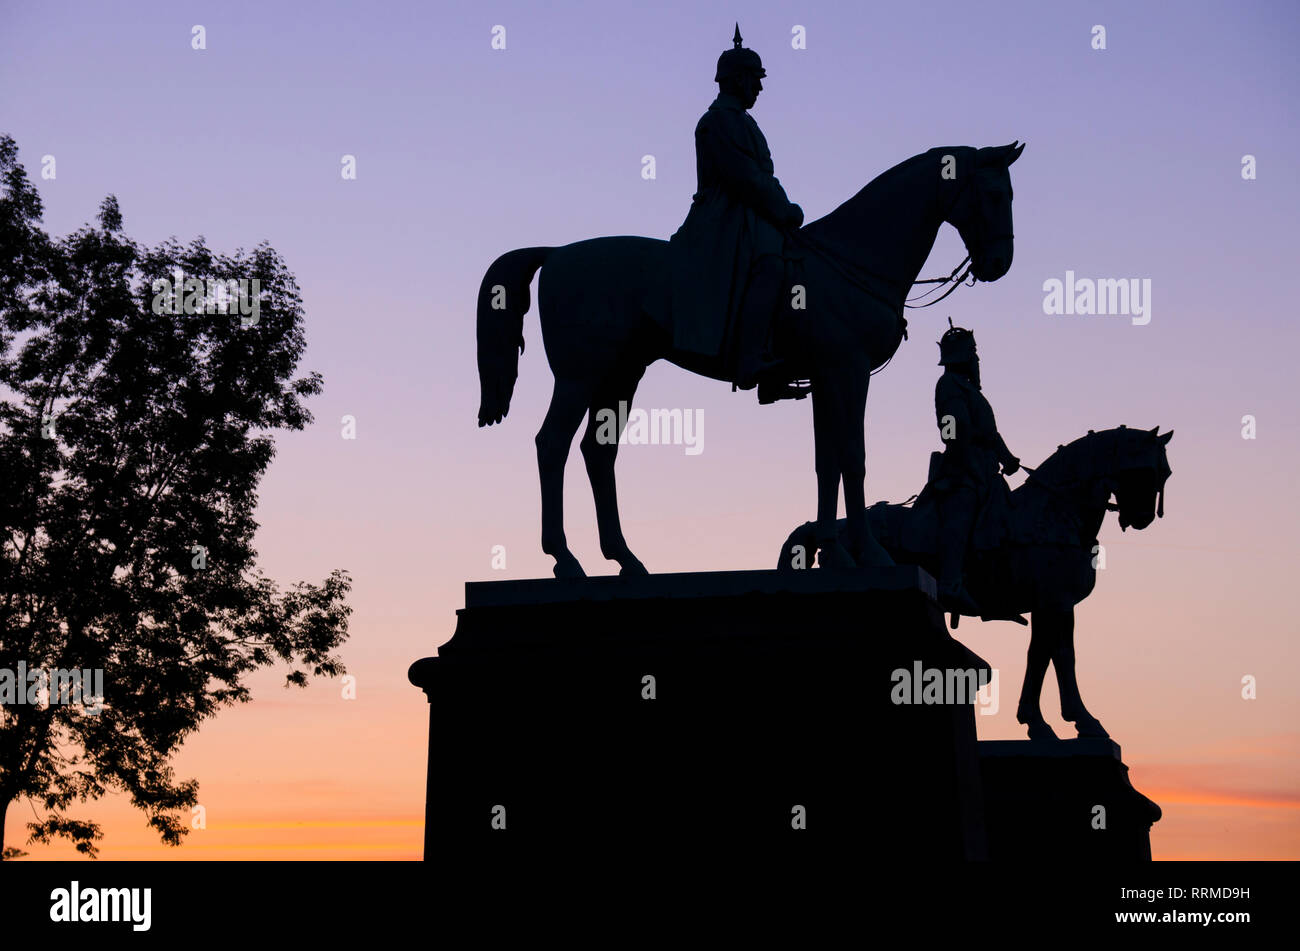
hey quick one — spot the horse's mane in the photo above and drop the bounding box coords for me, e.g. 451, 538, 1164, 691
1029, 427, 1162, 486
806, 147, 969, 234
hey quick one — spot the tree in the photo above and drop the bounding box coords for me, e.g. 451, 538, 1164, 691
0, 135, 351, 858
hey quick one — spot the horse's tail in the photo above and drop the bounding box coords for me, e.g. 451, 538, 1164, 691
477, 246, 554, 427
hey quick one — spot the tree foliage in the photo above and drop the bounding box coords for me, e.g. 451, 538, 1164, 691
0, 135, 351, 858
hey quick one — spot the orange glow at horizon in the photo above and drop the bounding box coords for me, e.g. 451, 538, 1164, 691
4, 0, 1298, 865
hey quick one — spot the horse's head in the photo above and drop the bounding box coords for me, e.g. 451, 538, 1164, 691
948, 142, 1023, 283
1108, 427, 1174, 531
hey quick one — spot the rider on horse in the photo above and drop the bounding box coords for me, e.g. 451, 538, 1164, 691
668, 25, 803, 401
932, 321, 1020, 616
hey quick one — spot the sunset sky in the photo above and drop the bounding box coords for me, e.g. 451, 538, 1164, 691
2, 0, 1297, 860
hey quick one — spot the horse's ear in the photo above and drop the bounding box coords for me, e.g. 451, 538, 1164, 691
978, 142, 1025, 167
1158, 430, 1174, 445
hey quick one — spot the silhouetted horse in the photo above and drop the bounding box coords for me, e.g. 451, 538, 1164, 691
478, 144, 1023, 578
779, 426, 1174, 740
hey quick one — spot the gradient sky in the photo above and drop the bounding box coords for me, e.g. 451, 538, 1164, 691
2, 0, 1297, 859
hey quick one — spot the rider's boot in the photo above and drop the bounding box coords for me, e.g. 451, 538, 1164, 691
734, 256, 785, 390
939, 579, 983, 617
937, 490, 982, 616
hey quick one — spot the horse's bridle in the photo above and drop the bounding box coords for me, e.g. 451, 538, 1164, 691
793, 155, 1011, 314
913, 163, 1014, 307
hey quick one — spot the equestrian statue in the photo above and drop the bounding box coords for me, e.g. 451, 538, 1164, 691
778, 338, 1174, 741
477, 25, 1022, 580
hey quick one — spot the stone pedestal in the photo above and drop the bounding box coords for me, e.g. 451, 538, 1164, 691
979, 738, 1162, 860
408, 568, 990, 857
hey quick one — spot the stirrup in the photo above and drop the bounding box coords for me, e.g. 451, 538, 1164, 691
980, 611, 1029, 626
735, 355, 784, 391
758, 379, 811, 405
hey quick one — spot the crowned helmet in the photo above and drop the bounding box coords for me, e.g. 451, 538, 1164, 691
937, 318, 977, 366
715, 23, 765, 82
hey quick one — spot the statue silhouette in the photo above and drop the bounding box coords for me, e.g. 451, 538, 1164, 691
932, 320, 1020, 615
668, 25, 803, 397
477, 74, 1022, 578
779, 425, 1174, 741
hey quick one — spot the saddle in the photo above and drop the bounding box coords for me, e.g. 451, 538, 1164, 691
650, 245, 812, 404
878, 452, 1012, 558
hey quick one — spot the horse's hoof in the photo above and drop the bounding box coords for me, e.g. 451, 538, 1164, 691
1073, 717, 1110, 738
1024, 721, 1061, 742
618, 556, 648, 577
552, 555, 586, 579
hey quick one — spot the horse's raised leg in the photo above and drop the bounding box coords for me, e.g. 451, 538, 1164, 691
537, 376, 594, 578
1017, 608, 1061, 741
580, 368, 648, 576
1049, 607, 1108, 737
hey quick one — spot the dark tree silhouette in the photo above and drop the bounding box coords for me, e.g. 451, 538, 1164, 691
0, 135, 351, 859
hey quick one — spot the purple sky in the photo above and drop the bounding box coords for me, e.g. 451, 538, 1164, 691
2, 0, 1297, 858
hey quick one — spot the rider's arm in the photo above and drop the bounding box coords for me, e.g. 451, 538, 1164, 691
983, 401, 1019, 471
698, 111, 799, 227
993, 432, 1019, 472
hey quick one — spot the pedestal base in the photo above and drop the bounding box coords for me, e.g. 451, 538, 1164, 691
409, 568, 989, 857
979, 738, 1162, 860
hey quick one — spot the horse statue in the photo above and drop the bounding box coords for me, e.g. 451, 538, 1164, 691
476, 143, 1023, 579
778, 425, 1174, 741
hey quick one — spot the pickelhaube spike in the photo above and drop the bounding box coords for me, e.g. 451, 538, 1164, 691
716, 23, 765, 82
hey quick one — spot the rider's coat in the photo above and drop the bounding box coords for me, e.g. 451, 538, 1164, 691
669, 92, 799, 356
934, 369, 1017, 550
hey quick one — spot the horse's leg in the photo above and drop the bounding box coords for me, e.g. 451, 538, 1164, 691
537, 375, 594, 578
1050, 607, 1108, 737
811, 373, 854, 568
580, 367, 648, 576
812, 365, 893, 568
1017, 608, 1061, 741
835, 361, 894, 568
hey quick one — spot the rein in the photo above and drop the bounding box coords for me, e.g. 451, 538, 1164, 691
1021, 463, 1120, 514
905, 255, 974, 308
787, 233, 974, 313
